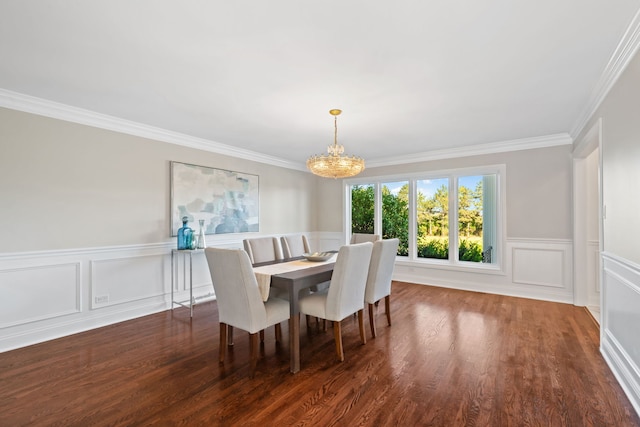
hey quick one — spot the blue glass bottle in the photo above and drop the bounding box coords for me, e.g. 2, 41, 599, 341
177, 216, 193, 250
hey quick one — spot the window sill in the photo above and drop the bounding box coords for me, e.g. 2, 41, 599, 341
395, 258, 506, 276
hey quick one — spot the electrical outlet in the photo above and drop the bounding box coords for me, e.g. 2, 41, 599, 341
95, 295, 109, 304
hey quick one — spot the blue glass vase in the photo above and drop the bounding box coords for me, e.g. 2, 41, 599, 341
177, 216, 193, 250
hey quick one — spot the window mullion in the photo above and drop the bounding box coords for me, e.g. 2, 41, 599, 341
374, 182, 382, 237
450, 175, 459, 263
408, 179, 417, 260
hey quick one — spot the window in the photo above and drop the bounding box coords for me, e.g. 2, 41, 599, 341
347, 166, 503, 269
417, 178, 449, 260
351, 184, 374, 234
382, 181, 409, 256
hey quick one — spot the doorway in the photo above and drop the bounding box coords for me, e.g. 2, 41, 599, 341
573, 119, 603, 323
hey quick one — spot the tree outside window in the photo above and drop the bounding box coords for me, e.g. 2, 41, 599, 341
348, 169, 499, 266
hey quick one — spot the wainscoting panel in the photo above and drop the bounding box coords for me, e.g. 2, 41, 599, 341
601, 252, 640, 417
588, 241, 601, 306
310, 231, 344, 253
512, 247, 564, 288
171, 250, 214, 303
91, 254, 165, 308
0, 262, 81, 328
1, 235, 574, 353
0, 244, 174, 352
393, 238, 573, 303
0, 235, 279, 352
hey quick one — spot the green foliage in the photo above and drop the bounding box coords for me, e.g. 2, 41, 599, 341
458, 239, 483, 262
351, 185, 374, 234
415, 237, 483, 262
351, 180, 485, 262
382, 184, 409, 255
417, 237, 449, 259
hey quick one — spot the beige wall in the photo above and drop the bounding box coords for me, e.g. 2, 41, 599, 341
579, 52, 640, 264
316, 144, 574, 240
0, 108, 317, 253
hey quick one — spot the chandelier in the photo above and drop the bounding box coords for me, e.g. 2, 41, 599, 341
306, 109, 365, 179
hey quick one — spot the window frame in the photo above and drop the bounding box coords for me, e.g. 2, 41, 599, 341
344, 164, 506, 275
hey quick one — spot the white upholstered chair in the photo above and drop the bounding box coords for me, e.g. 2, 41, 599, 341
350, 233, 381, 244
281, 234, 329, 297
364, 238, 399, 338
280, 234, 311, 258
298, 242, 373, 362
205, 247, 290, 376
243, 236, 288, 300
243, 237, 284, 264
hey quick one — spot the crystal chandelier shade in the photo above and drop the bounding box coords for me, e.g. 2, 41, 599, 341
306, 109, 365, 179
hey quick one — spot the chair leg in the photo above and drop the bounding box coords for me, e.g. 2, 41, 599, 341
306, 315, 312, 328
259, 330, 265, 343
333, 321, 344, 362
385, 295, 391, 326
275, 323, 282, 343
249, 332, 259, 378
322, 319, 327, 331
228, 326, 234, 346
219, 323, 227, 364
368, 303, 377, 338
358, 309, 366, 345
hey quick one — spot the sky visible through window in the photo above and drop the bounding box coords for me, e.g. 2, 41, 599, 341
383, 176, 482, 197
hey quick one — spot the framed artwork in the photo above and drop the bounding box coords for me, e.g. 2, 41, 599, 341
170, 161, 259, 236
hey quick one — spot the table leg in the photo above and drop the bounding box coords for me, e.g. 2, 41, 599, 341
189, 251, 193, 318
290, 313, 300, 373
171, 250, 174, 310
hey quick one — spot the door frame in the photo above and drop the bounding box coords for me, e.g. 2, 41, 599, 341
572, 119, 603, 316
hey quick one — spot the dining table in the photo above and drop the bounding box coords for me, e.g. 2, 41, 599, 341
252, 255, 336, 373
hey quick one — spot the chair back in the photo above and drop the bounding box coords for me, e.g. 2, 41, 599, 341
350, 233, 381, 244
243, 237, 284, 264
326, 242, 373, 320
205, 247, 268, 333
281, 234, 311, 258
365, 239, 399, 304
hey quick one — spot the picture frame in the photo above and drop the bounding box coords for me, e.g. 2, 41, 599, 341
170, 161, 259, 236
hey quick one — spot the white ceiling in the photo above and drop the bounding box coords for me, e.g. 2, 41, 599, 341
1, 1, 639, 169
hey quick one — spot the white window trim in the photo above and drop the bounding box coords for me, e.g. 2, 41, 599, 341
344, 164, 507, 275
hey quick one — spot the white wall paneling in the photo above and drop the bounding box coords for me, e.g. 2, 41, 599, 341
310, 231, 344, 253
393, 238, 574, 303
512, 247, 565, 288
0, 234, 573, 352
91, 254, 166, 308
601, 252, 640, 416
588, 241, 601, 305
0, 262, 81, 328
0, 243, 181, 352
0, 234, 295, 352
171, 250, 215, 305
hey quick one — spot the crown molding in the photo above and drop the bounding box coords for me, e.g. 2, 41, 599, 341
365, 133, 573, 168
0, 89, 306, 172
570, 7, 640, 139
0, 88, 571, 172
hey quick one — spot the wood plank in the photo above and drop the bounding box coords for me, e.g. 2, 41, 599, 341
0, 282, 638, 426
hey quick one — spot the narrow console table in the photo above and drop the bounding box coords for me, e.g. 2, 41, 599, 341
171, 249, 212, 317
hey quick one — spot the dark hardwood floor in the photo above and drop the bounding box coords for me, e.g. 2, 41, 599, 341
1, 282, 638, 426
